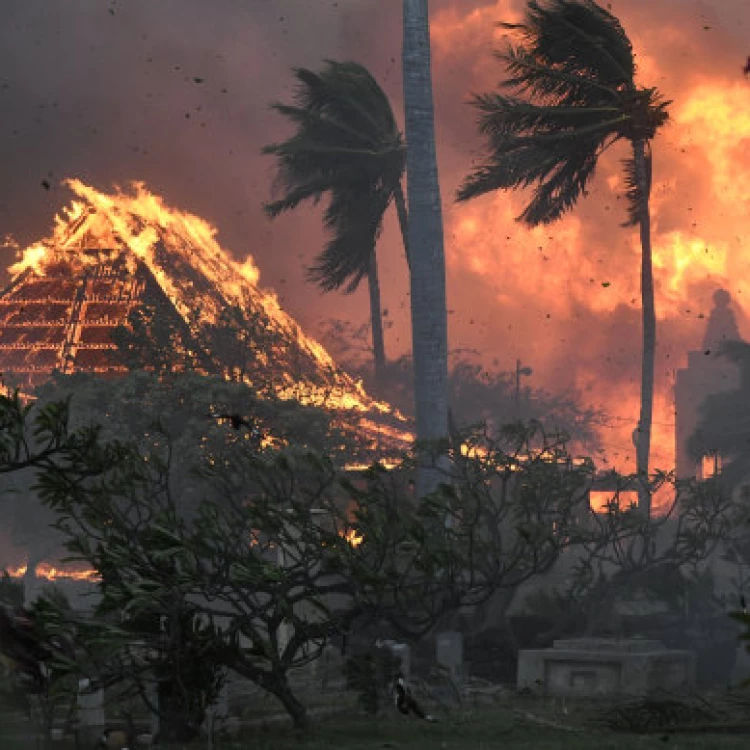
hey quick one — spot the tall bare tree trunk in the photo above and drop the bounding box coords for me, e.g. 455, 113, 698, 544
633, 138, 655, 518
366, 248, 387, 392
402, 0, 450, 498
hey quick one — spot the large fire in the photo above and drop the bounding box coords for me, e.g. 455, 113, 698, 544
6, 563, 99, 583
7, 180, 412, 442
425, 3, 750, 511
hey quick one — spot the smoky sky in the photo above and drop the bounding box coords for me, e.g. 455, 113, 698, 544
1, 0, 749, 474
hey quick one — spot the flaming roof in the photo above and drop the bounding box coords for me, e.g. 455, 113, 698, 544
0, 179, 413, 458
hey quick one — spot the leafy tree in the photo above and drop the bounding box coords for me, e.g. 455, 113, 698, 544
0, 592, 80, 743
31, 429, 226, 743
523, 473, 743, 645
0, 387, 88, 476
457, 0, 670, 515
34, 419, 596, 729
30, 369, 364, 479
0, 386, 106, 585
263, 60, 409, 391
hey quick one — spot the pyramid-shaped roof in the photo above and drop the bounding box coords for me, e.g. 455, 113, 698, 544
0, 179, 413, 459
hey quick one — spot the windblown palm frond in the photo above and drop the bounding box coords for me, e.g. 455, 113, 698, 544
458, 94, 617, 223
458, 0, 669, 228
263, 60, 405, 295
621, 142, 652, 228
457, 0, 671, 517
307, 183, 392, 293
501, 0, 635, 88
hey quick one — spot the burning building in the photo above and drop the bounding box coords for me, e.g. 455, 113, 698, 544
0, 179, 416, 591
0, 179, 413, 458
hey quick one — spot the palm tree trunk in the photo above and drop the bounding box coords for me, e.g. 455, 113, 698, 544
633, 138, 655, 517
367, 247, 387, 392
402, 0, 450, 498
393, 181, 412, 271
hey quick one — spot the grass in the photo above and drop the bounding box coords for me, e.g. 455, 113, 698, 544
3, 687, 750, 749
212, 702, 750, 750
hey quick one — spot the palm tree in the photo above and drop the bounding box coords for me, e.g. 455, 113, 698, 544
263, 61, 410, 391
456, 0, 670, 515
402, 0, 451, 498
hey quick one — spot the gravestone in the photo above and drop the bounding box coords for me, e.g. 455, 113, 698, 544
436, 631, 464, 683
518, 637, 695, 697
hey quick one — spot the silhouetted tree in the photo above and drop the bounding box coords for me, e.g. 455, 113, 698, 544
457, 0, 670, 516
263, 61, 409, 391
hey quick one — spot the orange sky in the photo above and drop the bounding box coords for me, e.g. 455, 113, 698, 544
419, 0, 750, 476
1, 0, 749, 482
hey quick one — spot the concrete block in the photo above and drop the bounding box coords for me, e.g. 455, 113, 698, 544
517, 637, 695, 697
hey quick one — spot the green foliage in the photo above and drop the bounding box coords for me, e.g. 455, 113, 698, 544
32, 411, 600, 729
0, 386, 100, 475
522, 473, 741, 640
31, 369, 355, 484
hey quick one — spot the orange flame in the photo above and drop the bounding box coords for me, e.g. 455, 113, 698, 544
6, 563, 99, 582
7, 179, 414, 453
342, 529, 364, 547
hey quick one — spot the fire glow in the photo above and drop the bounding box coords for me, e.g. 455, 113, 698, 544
6, 563, 99, 583
426, 4, 750, 502
7, 179, 413, 456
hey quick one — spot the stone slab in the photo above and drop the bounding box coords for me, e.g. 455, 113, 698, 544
518, 638, 695, 697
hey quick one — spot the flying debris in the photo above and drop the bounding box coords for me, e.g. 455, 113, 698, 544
744, 56, 750, 76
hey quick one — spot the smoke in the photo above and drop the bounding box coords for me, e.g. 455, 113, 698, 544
1, 0, 749, 476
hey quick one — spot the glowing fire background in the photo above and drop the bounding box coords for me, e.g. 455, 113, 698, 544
0, 1, 749, 507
